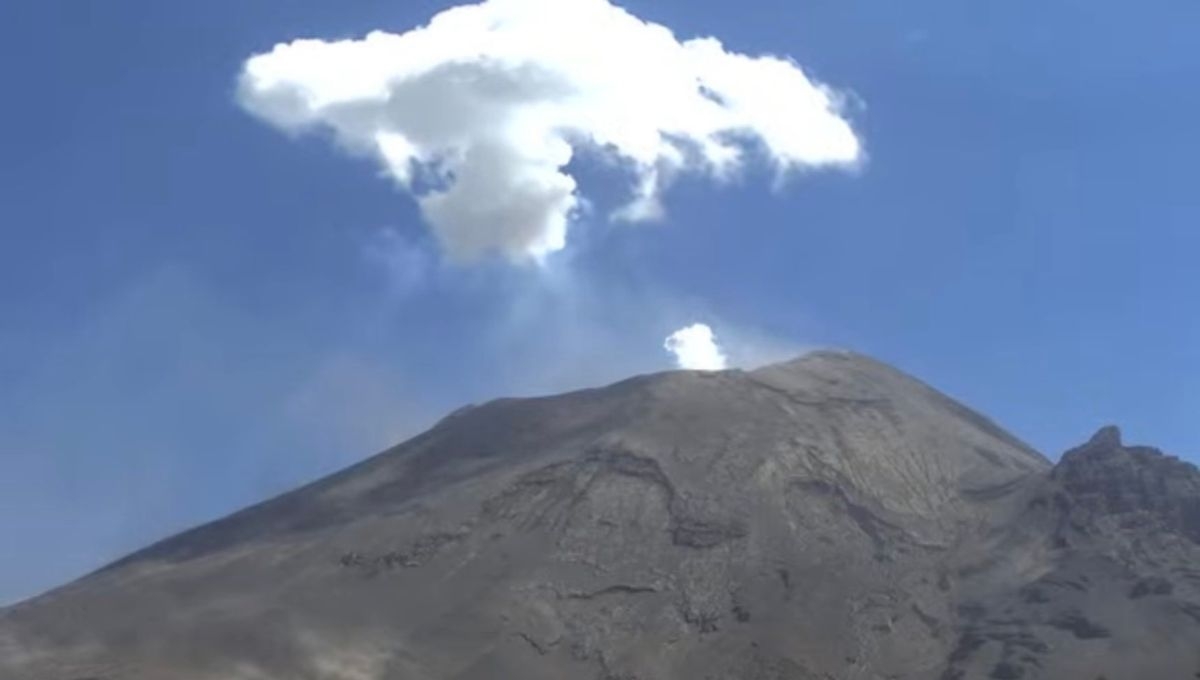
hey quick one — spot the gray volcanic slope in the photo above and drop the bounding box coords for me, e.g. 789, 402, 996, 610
3, 351, 1199, 679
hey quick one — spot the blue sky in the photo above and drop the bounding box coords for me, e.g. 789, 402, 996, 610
1, 0, 1198, 604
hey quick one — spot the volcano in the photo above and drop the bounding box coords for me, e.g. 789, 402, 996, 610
2, 351, 1198, 679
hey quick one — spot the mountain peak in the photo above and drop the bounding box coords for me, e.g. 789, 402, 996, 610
1085, 424, 1123, 449
3, 357, 1197, 680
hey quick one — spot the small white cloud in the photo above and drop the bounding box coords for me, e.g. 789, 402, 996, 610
664, 323, 728, 371
237, 0, 862, 262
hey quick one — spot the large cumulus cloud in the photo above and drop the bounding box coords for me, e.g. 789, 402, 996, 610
238, 0, 862, 261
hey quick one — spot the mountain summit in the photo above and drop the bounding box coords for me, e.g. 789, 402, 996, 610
2, 352, 1198, 679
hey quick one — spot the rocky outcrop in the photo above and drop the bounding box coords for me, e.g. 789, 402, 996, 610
1053, 425, 1200, 543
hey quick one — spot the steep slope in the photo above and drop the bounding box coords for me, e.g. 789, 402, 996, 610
0, 352, 1195, 680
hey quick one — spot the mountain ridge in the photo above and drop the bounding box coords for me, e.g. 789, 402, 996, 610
2, 351, 1197, 680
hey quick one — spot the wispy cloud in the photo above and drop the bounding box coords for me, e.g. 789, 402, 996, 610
362, 227, 433, 297
238, 0, 862, 262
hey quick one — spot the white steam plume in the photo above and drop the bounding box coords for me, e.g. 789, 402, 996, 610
664, 323, 727, 371
237, 0, 862, 262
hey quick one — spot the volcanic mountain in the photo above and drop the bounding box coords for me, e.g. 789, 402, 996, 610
2, 351, 1198, 679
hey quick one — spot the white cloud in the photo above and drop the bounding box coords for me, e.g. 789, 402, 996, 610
237, 0, 862, 262
664, 323, 728, 371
